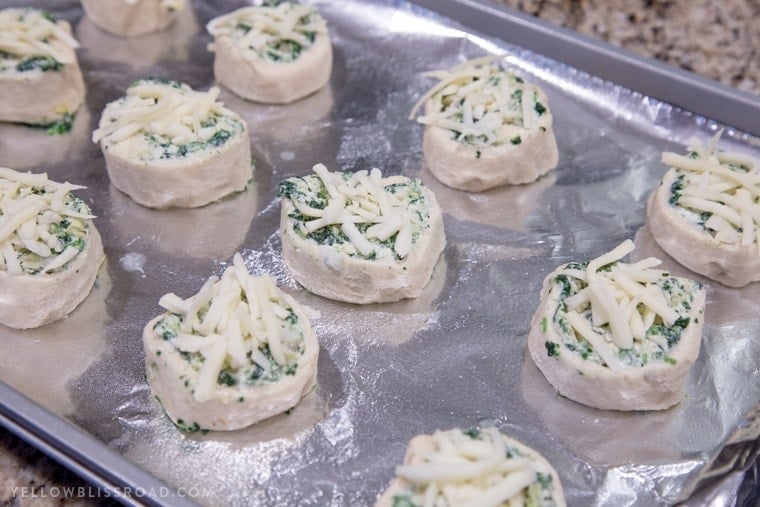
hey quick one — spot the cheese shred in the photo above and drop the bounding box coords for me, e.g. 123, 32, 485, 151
552, 240, 699, 370
664, 130, 760, 251
206, 3, 326, 63
0, 8, 78, 67
156, 254, 304, 402
410, 57, 552, 149
281, 164, 425, 260
0, 167, 92, 276
392, 427, 557, 507
92, 80, 238, 147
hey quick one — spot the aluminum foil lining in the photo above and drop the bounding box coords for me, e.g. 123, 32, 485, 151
0, 0, 758, 505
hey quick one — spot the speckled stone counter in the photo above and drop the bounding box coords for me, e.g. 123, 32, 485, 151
0, 433, 104, 506
495, 0, 758, 94
1, 1, 757, 506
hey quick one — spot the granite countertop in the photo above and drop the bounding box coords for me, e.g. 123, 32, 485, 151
1, 1, 757, 506
498, 0, 758, 94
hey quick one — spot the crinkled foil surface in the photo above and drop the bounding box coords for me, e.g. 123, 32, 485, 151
0, 1, 758, 506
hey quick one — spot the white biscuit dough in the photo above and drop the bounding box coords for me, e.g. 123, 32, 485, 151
279, 164, 446, 304
143, 253, 319, 432
93, 79, 252, 209
0, 168, 104, 329
0, 8, 85, 125
207, 3, 332, 104
377, 427, 566, 507
411, 56, 558, 192
528, 240, 706, 411
80, 0, 185, 37
647, 131, 760, 287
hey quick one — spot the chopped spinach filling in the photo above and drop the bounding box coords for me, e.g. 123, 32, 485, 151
279, 173, 429, 261
243, 342, 304, 385
217, 369, 237, 386
669, 157, 754, 240
174, 419, 204, 433
207, 128, 232, 147
11, 194, 90, 275
647, 317, 690, 348
285, 310, 298, 325
549, 267, 696, 368
39, 10, 57, 23
697, 211, 713, 229
545, 341, 560, 357
235, 7, 318, 63
154, 314, 182, 341
155, 308, 304, 388
432, 69, 549, 149
15, 55, 61, 72
22, 112, 74, 135
135, 77, 183, 89
510, 88, 523, 108
104, 79, 244, 160
0, 11, 65, 74
390, 496, 417, 507
145, 120, 241, 160
669, 173, 685, 206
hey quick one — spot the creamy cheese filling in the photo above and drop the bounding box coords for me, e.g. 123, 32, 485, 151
664, 130, 760, 252
391, 427, 558, 507
153, 253, 306, 403
0, 167, 93, 276
92, 79, 244, 161
207, 3, 327, 63
542, 240, 701, 371
279, 164, 430, 261
0, 8, 78, 74
410, 56, 552, 150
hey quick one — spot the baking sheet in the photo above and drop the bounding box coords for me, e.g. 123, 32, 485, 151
0, 0, 759, 506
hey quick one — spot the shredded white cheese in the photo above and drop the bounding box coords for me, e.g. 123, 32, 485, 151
92, 80, 239, 146
206, 3, 326, 62
0, 167, 94, 276
409, 56, 552, 149
157, 254, 304, 402
555, 240, 693, 369
394, 427, 554, 507
0, 8, 78, 66
286, 164, 418, 259
663, 130, 760, 252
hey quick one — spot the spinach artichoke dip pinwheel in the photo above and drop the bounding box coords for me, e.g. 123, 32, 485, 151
410, 57, 558, 192
528, 240, 706, 411
647, 131, 760, 287
143, 253, 318, 432
0, 168, 104, 329
206, 2, 332, 104
0, 8, 85, 128
80, 0, 186, 37
92, 79, 252, 210
376, 427, 566, 507
278, 164, 446, 304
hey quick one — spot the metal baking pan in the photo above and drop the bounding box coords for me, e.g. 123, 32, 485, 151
0, 0, 758, 506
